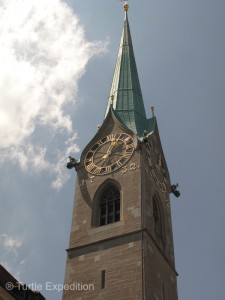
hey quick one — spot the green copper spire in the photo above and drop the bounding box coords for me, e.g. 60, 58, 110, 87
105, 6, 148, 137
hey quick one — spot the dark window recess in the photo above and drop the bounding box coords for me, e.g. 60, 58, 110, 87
99, 186, 120, 226
162, 283, 166, 300
101, 270, 105, 289
153, 199, 161, 238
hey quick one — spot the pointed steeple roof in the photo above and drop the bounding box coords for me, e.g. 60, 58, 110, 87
105, 6, 151, 137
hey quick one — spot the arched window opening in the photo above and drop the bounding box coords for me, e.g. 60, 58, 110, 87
99, 185, 120, 226
153, 196, 165, 246
153, 199, 161, 238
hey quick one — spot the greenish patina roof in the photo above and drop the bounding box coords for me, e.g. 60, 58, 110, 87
105, 11, 154, 137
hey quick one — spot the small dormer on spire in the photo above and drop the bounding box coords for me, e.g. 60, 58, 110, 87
110, 94, 114, 106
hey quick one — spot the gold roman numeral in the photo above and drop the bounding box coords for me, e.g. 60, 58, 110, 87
123, 153, 131, 159
97, 140, 104, 146
126, 144, 134, 151
105, 166, 112, 173
86, 162, 101, 175
85, 157, 93, 164
124, 136, 132, 143
117, 160, 123, 167
106, 134, 116, 142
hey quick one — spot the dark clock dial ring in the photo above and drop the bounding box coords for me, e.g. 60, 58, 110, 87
146, 141, 168, 193
84, 133, 134, 175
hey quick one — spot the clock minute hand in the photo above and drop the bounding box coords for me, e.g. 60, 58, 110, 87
102, 144, 114, 160
102, 138, 119, 160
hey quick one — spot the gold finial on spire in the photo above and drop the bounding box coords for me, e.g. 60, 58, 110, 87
123, 0, 129, 12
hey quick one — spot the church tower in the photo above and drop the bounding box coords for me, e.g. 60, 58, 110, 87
63, 3, 179, 299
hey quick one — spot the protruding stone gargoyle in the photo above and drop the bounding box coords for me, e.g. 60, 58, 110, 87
67, 156, 78, 170
171, 183, 181, 198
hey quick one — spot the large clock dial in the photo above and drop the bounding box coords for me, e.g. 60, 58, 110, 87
84, 133, 134, 175
146, 140, 168, 193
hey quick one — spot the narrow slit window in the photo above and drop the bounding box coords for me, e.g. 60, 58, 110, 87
101, 270, 105, 289
162, 283, 166, 300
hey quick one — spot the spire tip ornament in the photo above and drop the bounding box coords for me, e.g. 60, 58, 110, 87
120, 0, 129, 12
124, 3, 129, 12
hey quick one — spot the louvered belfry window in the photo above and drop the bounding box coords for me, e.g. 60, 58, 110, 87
100, 185, 120, 226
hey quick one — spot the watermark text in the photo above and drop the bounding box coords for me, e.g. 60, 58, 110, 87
5, 281, 95, 293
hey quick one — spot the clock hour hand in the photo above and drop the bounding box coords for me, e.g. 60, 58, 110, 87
102, 151, 111, 161
102, 138, 118, 161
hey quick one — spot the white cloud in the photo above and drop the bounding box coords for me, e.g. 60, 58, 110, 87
0, 234, 23, 251
0, 0, 107, 187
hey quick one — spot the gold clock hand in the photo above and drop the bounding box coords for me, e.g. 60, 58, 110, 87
102, 147, 112, 161
102, 138, 119, 160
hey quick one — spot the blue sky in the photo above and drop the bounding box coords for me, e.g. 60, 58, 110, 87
0, 0, 225, 299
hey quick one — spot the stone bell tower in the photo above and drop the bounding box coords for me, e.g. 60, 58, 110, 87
63, 3, 179, 299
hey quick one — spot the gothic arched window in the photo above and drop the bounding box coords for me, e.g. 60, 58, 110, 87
99, 185, 120, 226
153, 196, 165, 246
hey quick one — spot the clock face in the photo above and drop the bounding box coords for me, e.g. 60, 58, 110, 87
146, 140, 168, 193
84, 133, 134, 175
